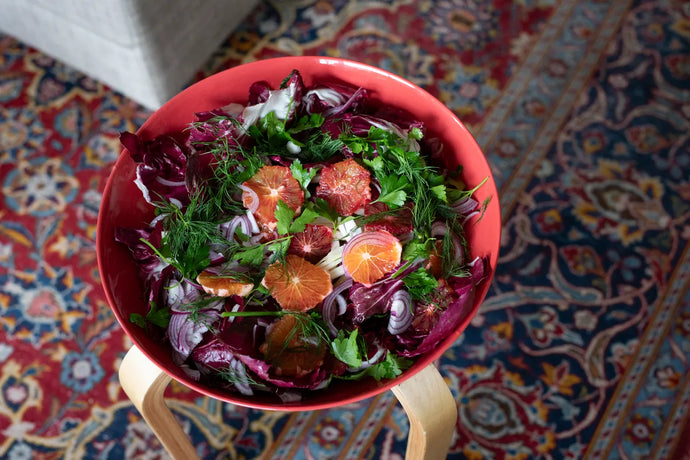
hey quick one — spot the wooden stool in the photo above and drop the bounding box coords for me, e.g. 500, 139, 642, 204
119, 345, 457, 460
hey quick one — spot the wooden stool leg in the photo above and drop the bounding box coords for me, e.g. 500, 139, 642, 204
119, 345, 201, 460
391, 364, 458, 460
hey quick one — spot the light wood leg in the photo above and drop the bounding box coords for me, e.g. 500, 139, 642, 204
391, 364, 458, 460
119, 346, 455, 459
119, 345, 201, 460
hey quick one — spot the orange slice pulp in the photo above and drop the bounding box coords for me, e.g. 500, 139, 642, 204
197, 269, 254, 297
260, 314, 327, 378
261, 255, 333, 311
342, 230, 402, 285
315, 158, 371, 216
287, 224, 334, 264
242, 165, 304, 229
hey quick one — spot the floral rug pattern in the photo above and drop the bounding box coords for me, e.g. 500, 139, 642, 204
1, 0, 690, 458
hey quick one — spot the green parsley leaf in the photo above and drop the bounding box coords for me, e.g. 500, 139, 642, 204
430, 184, 447, 203
366, 353, 412, 380
234, 227, 250, 243
331, 329, 362, 368
275, 200, 319, 236
129, 313, 147, 328
313, 198, 340, 224
290, 159, 317, 194
402, 236, 433, 262
289, 113, 325, 133
275, 200, 296, 235
130, 301, 171, 329
402, 267, 438, 299
289, 208, 319, 234
232, 244, 265, 266
408, 126, 423, 141
376, 174, 410, 207
362, 155, 385, 173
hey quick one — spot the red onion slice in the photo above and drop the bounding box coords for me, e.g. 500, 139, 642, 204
155, 176, 187, 187
322, 278, 353, 336
431, 220, 465, 265
387, 290, 413, 335
452, 195, 479, 215
168, 309, 221, 360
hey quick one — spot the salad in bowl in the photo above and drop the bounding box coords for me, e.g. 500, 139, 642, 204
97, 58, 500, 410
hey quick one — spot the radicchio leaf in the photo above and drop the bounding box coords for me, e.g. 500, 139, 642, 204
303, 84, 368, 118
397, 256, 490, 357
240, 70, 306, 128
120, 132, 189, 206
349, 278, 403, 323
349, 262, 421, 323
114, 224, 166, 282
235, 352, 331, 390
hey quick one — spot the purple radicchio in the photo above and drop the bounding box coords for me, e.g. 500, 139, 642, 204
348, 262, 421, 323
120, 132, 189, 207
187, 108, 244, 147
397, 256, 490, 357
191, 336, 254, 395
240, 70, 306, 128
114, 224, 167, 282
303, 83, 368, 118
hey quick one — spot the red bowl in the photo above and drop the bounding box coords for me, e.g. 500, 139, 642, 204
96, 56, 501, 411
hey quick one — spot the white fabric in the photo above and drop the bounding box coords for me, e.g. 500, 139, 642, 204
0, 0, 259, 109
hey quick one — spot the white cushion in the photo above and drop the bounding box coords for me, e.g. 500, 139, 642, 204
0, 0, 258, 109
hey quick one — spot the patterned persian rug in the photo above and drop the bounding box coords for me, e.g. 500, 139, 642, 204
1, 0, 689, 458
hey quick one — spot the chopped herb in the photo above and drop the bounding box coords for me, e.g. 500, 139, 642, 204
332, 329, 362, 368
289, 207, 319, 233
275, 200, 296, 235
365, 353, 412, 380
129, 301, 171, 329
290, 159, 317, 196
402, 267, 438, 299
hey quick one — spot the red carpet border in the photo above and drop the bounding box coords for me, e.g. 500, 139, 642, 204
1, 0, 690, 458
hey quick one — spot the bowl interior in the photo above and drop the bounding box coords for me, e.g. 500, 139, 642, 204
97, 56, 501, 411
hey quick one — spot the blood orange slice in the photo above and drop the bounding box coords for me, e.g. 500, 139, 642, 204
342, 230, 402, 286
242, 165, 304, 229
261, 255, 333, 311
315, 158, 371, 216
424, 240, 445, 279
260, 314, 327, 378
197, 270, 254, 297
411, 279, 457, 333
363, 201, 414, 238
288, 224, 334, 263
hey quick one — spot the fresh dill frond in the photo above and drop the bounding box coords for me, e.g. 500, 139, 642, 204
155, 194, 225, 279
440, 217, 471, 279
293, 311, 332, 345
216, 363, 263, 388
203, 142, 267, 218
300, 131, 345, 162
177, 296, 220, 327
